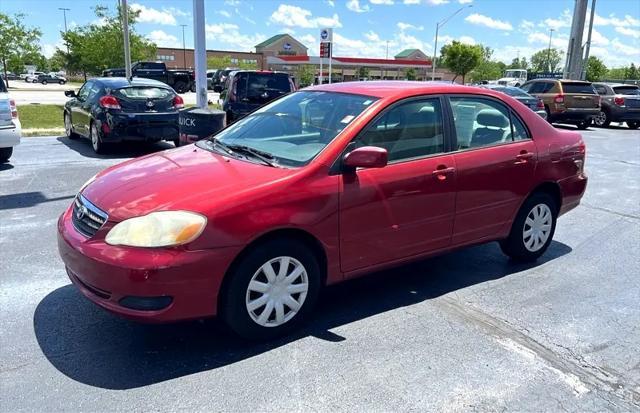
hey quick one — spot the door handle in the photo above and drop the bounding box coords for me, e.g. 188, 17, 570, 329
515, 152, 534, 164
432, 166, 456, 181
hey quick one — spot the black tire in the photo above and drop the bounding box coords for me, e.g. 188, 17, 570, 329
544, 105, 553, 124
0, 147, 13, 163
593, 110, 610, 127
174, 81, 187, 94
500, 192, 558, 262
41, 80, 47, 85
190, 83, 196, 93
64, 112, 79, 139
90, 122, 105, 154
576, 119, 591, 130
221, 238, 321, 340
59, 80, 65, 85
627, 121, 640, 129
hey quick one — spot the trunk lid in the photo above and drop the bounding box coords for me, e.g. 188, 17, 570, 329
112, 86, 177, 113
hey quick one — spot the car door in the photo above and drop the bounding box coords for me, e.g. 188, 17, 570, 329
339, 97, 457, 273
447, 95, 537, 245
70, 81, 93, 137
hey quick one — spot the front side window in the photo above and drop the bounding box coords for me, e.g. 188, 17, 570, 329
77, 81, 93, 101
450, 96, 527, 149
201, 91, 377, 167
356, 98, 445, 162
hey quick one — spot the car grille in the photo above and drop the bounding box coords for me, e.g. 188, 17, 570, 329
72, 194, 108, 237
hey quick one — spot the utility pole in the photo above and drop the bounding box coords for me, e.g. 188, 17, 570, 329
431, 4, 472, 81
180, 24, 188, 69
58, 8, 70, 54
581, 0, 597, 80
121, 0, 132, 79
385, 40, 389, 79
546, 28, 555, 73
193, 0, 207, 108
564, 0, 588, 79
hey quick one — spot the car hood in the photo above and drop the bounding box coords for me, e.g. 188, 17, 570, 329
82, 145, 295, 221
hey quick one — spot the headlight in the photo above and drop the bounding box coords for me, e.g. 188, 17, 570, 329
105, 211, 207, 247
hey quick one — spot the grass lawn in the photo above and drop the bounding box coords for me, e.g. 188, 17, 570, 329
17, 104, 65, 135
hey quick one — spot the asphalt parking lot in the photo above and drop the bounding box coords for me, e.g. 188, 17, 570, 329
1, 126, 639, 411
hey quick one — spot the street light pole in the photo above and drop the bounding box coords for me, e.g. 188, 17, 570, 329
431, 4, 472, 81
121, 0, 132, 79
180, 24, 188, 69
58, 8, 70, 54
385, 40, 389, 79
546, 28, 555, 73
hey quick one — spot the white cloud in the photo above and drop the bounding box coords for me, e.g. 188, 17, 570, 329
206, 23, 267, 51
588, 28, 609, 46
147, 30, 180, 48
427, 0, 450, 4
364, 30, 381, 41
130, 3, 176, 25
397, 22, 424, 31
270, 4, 342, 28
327, 0, 335, 6
540, 9, 572, 30
370, 0, 394, 4
459, 35, 476, 45
403, 0, 421, 4
438, 35, 475, 46
458, 0, 473, 3
527, 31, 569, 50
225, 0, 241, 5
465, 13, 513, 31
205, 23, 240, 35
217, 10, 232, 18
41, 41, 65, 58
611, 38, 640, 56
347, 0, 371, 13
615, 26, 640, 39
519, 20, 535, 33
594, 12, 640, 28
164, 6, 190, 18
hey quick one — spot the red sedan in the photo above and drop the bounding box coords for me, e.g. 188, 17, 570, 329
58, 81, 587, 339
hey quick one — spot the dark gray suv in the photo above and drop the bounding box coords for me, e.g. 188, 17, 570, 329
592, 83, 640, 129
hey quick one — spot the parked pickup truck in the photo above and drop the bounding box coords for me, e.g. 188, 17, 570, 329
102, 62, 194, 94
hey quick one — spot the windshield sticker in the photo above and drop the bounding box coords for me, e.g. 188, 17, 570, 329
363, 100, 373, 105
341, 115, 355, 124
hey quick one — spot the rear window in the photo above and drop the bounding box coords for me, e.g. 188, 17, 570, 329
613, 86, 640, 95
116, 87, 174, 99
237, 73, 291, 101
562, 82, 596, 94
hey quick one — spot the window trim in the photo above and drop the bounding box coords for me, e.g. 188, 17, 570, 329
444, 94, 533, 154
331, 94, 453, 174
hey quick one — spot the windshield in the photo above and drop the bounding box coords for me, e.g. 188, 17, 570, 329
203, 91, 378, 167
504, 70, 524, 78
613, 86, 640, 95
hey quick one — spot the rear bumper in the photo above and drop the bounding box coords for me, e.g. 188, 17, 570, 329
558, 173, 588, 216
608, 107, 640, 122
551, 108, 599, 122
0, 120, 21, 148
103, 112, 179, 143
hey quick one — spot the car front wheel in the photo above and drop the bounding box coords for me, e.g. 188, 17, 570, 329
41, 80, 47, 85
576, 119, 591, 130
628, 121, 640, 129
500, 192, 557, 262
64, 112, 78, 139
0, 147, 13, 163
90, 123, 105, 154
593, 110, 610, 127
222, 239, 321, 340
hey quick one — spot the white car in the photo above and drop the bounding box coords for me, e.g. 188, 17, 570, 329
25, 71, 44, 83
0, 77, 21, 162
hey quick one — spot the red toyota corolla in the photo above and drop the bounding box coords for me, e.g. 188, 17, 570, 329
58, 82, 587, 339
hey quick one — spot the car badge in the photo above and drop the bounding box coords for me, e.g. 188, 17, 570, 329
76, 205, 88, 220
146, 100, 154, 108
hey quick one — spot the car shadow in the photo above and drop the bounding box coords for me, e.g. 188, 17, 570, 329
56, 136, 175, 159
0, 191, 75, 211
0, 163, 14, 171
34, 240, 572, 390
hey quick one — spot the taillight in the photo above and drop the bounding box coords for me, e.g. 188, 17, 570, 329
9, 99, 18, 119
173, 95, 184, 109
614, 96, 625, 106
99, 95, 121, 110
536, 98, 544, 109
554, 94, 564, 104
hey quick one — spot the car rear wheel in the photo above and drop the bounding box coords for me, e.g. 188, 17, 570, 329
64, 112, 78, 139
90, 123, 105, 154
0, 147, 13, 163
627, 121, 640, 129
500, 192, 557, 262
174, 81, 187, 94
59, 80, 65, 85
593, 110, 610, 127
41, 80, 47, 85
222, 239, 321, 340
544, 105, 553, 123
576, 119, 591, 130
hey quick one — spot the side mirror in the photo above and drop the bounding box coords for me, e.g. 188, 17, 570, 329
343, 146, 388, 170
64, 90, 77, 98
213, 85, 223, 93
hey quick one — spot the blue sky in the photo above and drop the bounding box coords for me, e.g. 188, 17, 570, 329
1, 0, 639, 67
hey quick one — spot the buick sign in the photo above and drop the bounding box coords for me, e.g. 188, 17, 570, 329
320, 30, 329, 40
283, 42, 292, 51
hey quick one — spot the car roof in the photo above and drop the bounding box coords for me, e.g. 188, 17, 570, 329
308, 80, 486, 99
92, 77, 171, 88
594, 82, 638, 88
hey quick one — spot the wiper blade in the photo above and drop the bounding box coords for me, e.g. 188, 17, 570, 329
225, 144, 279, 167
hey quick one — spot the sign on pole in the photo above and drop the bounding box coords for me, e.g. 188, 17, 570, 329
320, 28, 333, 84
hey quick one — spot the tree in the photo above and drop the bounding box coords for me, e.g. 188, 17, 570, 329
508, 57, 529, 70
530, 48, 564, 73
405, 68, 417, 81
607, 67, 627, 80
59, 5, 155, 77
440, 41, 484, 84
48, 50, 68, 73
470, 60, 505, 83
358, 67, 369, 79
207, 55, 232, 69
297, 65, 315, 87
585, 56, 608, 82
626, 63, 638, 80
0, 13, 42, 86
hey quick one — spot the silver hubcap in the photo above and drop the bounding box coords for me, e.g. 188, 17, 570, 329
245, 256, 309, 328
595, 111, 606, 125
91, 125, 99, 150
64, 114, 71, 136
523, 203, 552, 252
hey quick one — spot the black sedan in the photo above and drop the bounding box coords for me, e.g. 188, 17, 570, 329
63, 77, 183, 153
38, 74, 67, 85
481, 85, 547, 119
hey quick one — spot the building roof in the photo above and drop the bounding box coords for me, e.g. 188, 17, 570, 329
395, 49, 420, 58
255, 34, 289, 49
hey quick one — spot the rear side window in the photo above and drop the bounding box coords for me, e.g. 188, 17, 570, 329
116, 87, 174, 99
562, 82, 596, 94
613, 86, 640, 95
450, 96, 528, 150
502, 87, 529, 97
357, 98, 444, 162
594, 85, 608, 95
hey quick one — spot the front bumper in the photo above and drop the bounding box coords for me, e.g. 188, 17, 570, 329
57, 205, 240, 323
103, 112, 179, 143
